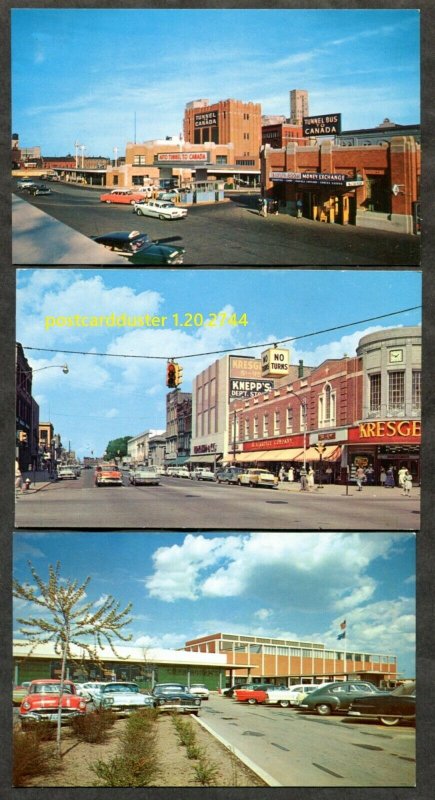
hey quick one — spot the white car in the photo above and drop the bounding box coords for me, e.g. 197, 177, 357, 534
75, 681, 106, 700
188, 684, 210, 700
191, 468, 215, 481
129, 466, 160, 486
133, 199, 187, 220
91, 682, 154, 715
265, 683, 332, 707
172, 467, 191, 478
238, 468, 278, 489
57, 466, 77, 480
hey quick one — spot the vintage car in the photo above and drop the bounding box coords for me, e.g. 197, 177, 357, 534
91, 230, 185, 265
28, 183, 52, 196
188, 683, 210, 700
215, 467, 244, 484
234, 684, 277, 704
57, 466, 77, 480
129, 465, 160, 486
90, 682, 155, 715
133, 199, 188, 220
264, 684, 325, 708
19, 679, 87, 728
348, 681, 416, 726
221, 683, 252, 698
13, 681, 32, 705
99, 189, 146, 204
94, 463, 123, 487
191, 467, 215, 481
171, 466, 191, 478
238, 468, 278, 488
151, 683, 201, 715
299, 681, 382, 716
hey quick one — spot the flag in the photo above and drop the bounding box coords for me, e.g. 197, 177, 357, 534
337, 631, 346, 640
340, 620, 346, 630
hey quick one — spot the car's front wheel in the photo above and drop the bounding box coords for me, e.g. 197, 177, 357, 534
159, 214, 166, 220
247, 698, 257, 705
315, 704, 332, 716
379, 716, 401, 726
278, 700, 290, 708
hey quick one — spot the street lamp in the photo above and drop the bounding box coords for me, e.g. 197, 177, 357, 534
32, 364, 69, 375
287, 389, 307, 470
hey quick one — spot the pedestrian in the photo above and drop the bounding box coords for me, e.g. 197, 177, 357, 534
380, 466, 386, 487
355, 465, 365, 491
260, 197, 268, 218
299, 465, 308, 491
15, 460, 23, 494
279, 466, 286, 483
272, 199, 279, 215
288, 466, 294, 483
398, 465, 408, 490
296, 198, 303, 218
325, 466, 333, 484
385, 466, 395, 488
307, 466, 315, 490
365, 464, 375, 485
403, 470, 413, 497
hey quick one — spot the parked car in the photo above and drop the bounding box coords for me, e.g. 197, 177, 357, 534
191, 467, 215, 481
13, 681, 31, 705
91, 682, 154, 715
92, 230, 185, 265
57, 466, 77, 480
221, 683, 257, 698
94, 463, 123, 487
19, 679, 87, 729
238, 468, 278, 488
16, 178, 36, 189
216, 467, 244, 484
99, 189, 146, 204
133, 199, 188, 220
151, 683, 201, 715
172, 466, 191, 478
264, 684, 322, 708
187, 683, 210, 700
157, 189, 181, 201
74, 681, 106, 701
348, 682, 416, 726
299, 681, 381, 716
28, 183, 52, 196
129, 466, 160, 486
156, 466, 168, 476
235, 685, 277, 704
293, 685, 331, 706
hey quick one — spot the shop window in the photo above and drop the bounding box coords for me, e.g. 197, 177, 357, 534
216, 155, 227, 164
412, 370, 421, 411
388, 371, 405, 414
369, 373, 381, 414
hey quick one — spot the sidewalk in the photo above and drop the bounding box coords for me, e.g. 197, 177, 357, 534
276, 481, 420, 498
16, 470, 57, 495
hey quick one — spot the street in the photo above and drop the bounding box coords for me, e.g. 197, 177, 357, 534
198, 693, 415, 787
15, 469, 420, 530
14, 183, 420, 267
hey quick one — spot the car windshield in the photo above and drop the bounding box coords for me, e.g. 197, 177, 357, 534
31, 684, 73, 694
391, 682, 415, 697
103, 684, 138, 694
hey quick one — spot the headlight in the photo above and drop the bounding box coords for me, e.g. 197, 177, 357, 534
79, 701, 86, 710
22, 701, 31, 710
103, 698, 114, 706
195, 699, 200, 705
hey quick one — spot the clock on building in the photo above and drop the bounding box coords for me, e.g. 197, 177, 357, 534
389, 349, 404, 363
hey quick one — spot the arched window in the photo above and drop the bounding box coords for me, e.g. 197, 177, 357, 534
318, 383, 336, 428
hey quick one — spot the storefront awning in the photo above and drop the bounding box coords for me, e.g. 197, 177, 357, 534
232, 451, 270, 463
186, 453, 223, 464
259, 448, 304, 462
294, 446, 342, 462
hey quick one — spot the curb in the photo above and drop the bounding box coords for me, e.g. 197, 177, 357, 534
194, 714, 281, 787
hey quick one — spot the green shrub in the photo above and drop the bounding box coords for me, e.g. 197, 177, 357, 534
91, 707, 160, 786
71, 709, 114, 743
13, 729, 58, 786
193, 758, 220, 786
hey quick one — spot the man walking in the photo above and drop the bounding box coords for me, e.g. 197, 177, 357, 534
299, 465, 308, 491
355, 465, 365, 491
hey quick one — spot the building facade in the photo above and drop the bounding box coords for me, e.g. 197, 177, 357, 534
261, 135, 421, 233
184, 632, 398, 688
289, 89, 309, 125
183, 98, 262, 171
127, 429, 165, 466
13, 641, 227, 692
16, 344, 40, 472
165, 391, 192, 467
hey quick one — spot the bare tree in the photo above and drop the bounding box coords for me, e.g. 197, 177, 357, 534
13, 561, 133, 753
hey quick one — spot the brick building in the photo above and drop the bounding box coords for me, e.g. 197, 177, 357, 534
261, 135, 421, 233
184, 632, 398, 688
183, 98, 262, 171
165, 392, 192, 468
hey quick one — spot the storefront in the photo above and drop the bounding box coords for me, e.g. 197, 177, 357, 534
346, 420, 421, 485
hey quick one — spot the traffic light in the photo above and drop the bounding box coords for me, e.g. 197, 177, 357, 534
174, 363, 183, 387
166, 361, 183, 388
166, 362, 177, 388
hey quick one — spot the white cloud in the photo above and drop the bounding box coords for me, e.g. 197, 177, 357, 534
254, 608, 273, 621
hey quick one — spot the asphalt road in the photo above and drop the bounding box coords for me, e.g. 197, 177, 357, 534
198, 693, 415, 787
15, 469, 420, 530
15, 183, 420, 267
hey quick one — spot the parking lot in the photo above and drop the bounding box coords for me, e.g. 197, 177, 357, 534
13, 182, 420, 266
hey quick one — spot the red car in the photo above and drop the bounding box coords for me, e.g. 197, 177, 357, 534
94, 463, 123, 487
99, 189, 146, 205
234, 685, 273, 705
19, 679, 87, 728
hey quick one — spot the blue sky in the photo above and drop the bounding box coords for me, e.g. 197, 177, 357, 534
16, 268, 422, 459
12, 8, 420, 156
13, 531, 416, 677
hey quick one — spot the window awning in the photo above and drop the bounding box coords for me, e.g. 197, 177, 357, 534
231, 451, 270, 463
293, 446, 342, 462
259, 448, 305, 462
185, 453, 223, 464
